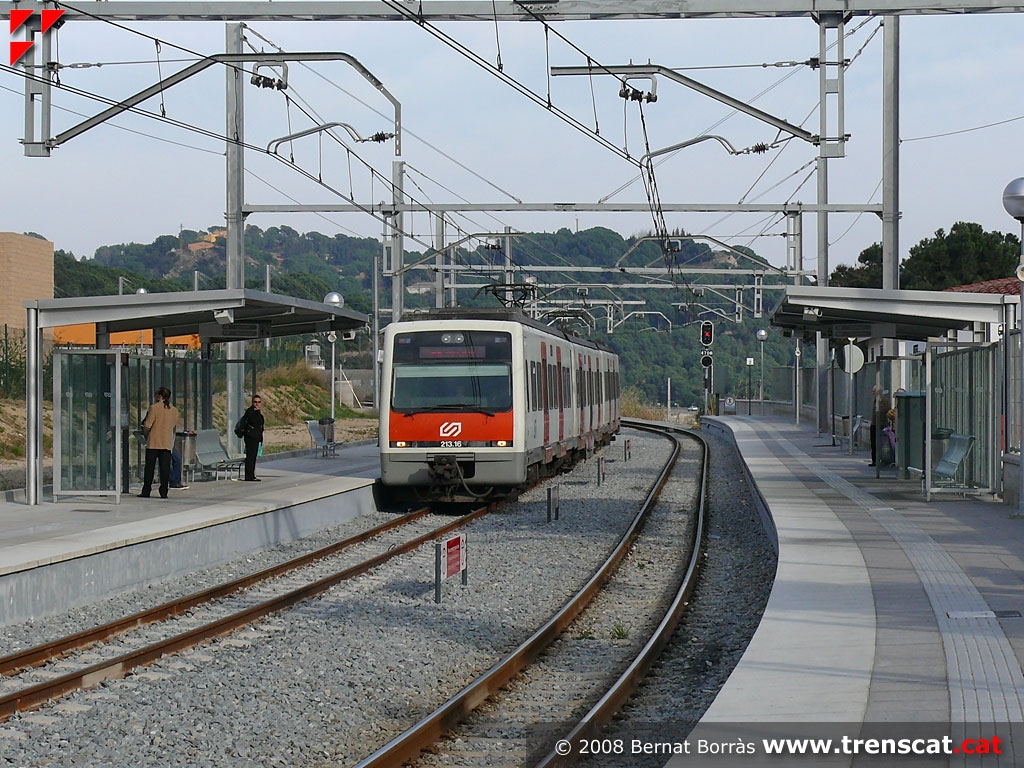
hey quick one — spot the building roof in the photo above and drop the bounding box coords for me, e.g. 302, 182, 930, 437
944, 277, 1021, 296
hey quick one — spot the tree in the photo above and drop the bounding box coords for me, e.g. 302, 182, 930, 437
830, 242, 882, 288
900, 222, 1019, 290
830, 223, 1020, 291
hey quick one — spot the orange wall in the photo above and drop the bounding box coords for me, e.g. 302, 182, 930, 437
54, 324, 200, 349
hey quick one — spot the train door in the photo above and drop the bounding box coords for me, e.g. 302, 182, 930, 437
578, 352, 585, 444
555, 345, 564, 443
587, 354, 594, 446
541, 342, 549, 446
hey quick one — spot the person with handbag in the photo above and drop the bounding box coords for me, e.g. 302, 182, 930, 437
236, 394, 265, 481
139, 387, 179, 498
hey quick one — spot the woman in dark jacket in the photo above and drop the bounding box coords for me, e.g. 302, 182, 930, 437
241, 394, 265, 481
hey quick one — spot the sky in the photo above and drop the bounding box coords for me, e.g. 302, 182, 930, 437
2, 7, 1024, 284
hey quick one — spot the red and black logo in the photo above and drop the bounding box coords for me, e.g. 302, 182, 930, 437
10, 9, 65, 65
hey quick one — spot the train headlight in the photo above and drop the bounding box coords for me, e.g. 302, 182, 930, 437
395, 441, 409, 448
495, 440, 508, 447
441, 333, 465, 344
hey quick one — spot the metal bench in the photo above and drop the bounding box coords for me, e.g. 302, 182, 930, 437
306, 420, 337, 457
845, 414, 869, 451
933, 433, 975, 486
193, 428, 245, 480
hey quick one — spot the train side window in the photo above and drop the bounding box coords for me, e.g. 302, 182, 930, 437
536, 363, 541, 411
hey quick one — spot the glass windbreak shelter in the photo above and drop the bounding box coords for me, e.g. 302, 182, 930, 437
925, 340, 1001, 498
53, 350, 126, 500
54, 351, 256, 502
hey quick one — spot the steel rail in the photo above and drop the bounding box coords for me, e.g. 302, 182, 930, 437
0, 507, 432, 676
535, 423, 710, 767
0, 505, 493, 722
353, 420, 682, 768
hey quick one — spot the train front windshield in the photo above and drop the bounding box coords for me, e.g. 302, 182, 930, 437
391, 330, 513, 413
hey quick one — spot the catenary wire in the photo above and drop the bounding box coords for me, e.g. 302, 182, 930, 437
36, 1, 444, 246
374, 0, 642, 168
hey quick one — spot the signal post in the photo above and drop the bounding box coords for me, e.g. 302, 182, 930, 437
700, 321, 714, 414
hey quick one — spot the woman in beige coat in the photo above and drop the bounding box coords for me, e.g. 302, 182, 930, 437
140, 386, 179, 498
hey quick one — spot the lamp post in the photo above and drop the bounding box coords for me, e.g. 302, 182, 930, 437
118, 276, 147, 296
756, 329, 768, 415
794, 342, 802, 426
324, 292, 345, 423
746, 357, 754, 415
1002, 178, 1024, 514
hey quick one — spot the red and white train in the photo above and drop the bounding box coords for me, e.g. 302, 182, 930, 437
379, 308, 620, 501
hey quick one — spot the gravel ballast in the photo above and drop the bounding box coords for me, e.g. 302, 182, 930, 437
3, 430, 686, 767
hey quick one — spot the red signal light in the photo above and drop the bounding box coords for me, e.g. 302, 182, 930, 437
700, 321, 714, 346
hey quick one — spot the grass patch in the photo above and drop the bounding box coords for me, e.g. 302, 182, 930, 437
258, 362, 325, 389
620, 387, 663, 420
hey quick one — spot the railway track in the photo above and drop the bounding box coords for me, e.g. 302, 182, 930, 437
2, 425, 713, 767
0, 504, 491, 721
353, 420, 708, 768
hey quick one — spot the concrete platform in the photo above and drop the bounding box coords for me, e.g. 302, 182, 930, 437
684, 417, 1024, 766
0, 440, 381, 625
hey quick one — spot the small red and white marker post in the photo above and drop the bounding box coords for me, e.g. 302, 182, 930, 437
434, 533, 467, 603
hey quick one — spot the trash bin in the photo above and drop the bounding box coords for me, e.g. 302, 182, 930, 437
318, 417, 335, 443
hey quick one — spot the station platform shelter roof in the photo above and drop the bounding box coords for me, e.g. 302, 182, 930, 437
769, 285, 1018, 341
27, 288, 366, 343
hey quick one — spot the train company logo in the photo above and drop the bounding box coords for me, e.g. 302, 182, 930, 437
439, 422, 463, 439
9, 9, 64, 65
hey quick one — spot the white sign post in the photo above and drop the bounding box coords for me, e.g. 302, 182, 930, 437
843, 341, 865, 455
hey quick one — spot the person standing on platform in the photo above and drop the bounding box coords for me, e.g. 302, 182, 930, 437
239, 394, 265, 481
139, 386, 179, 498
869, 384, 891, 467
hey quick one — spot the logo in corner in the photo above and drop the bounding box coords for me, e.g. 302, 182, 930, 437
439, 422, 463, 439
10, 9, 64, 66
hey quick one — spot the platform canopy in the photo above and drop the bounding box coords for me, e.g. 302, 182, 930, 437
22, 289, 367, 506
25, 288, 366, 342
769, 286, 1018, 341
